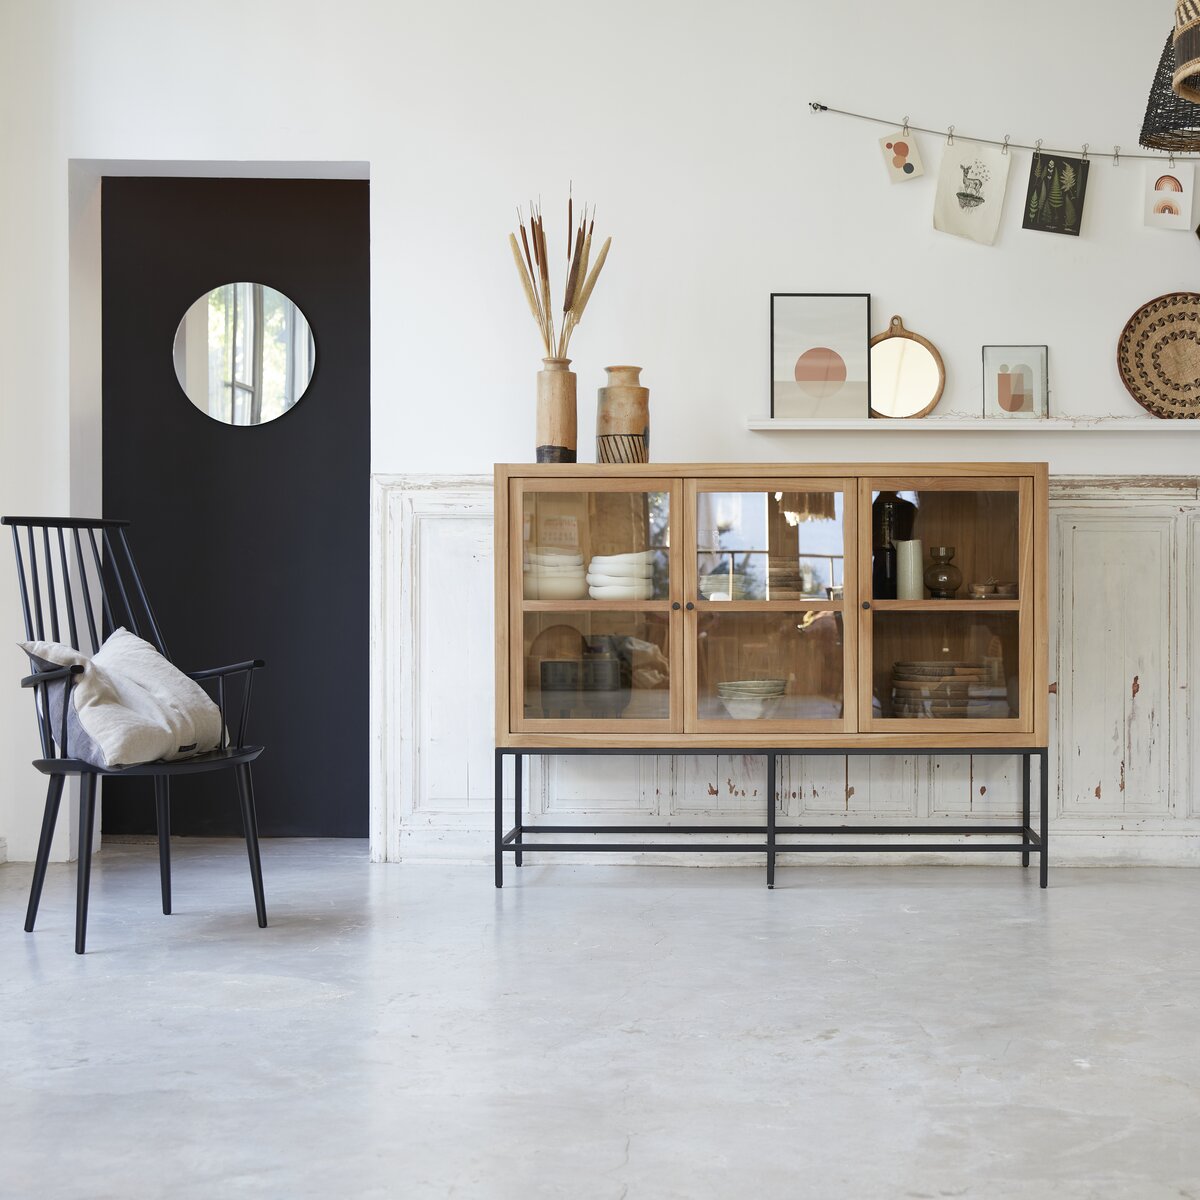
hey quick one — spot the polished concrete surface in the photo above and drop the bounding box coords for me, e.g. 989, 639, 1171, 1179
1, 841, 1197, 1199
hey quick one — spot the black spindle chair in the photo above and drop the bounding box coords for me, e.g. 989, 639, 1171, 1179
3, 516, 267, 953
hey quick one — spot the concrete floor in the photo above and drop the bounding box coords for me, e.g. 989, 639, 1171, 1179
1, 843, 1198, 1200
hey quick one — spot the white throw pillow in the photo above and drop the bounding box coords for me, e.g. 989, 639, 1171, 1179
19, 629, 222, 769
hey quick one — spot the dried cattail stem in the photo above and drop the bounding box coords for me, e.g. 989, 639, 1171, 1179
510, 196, 610, 357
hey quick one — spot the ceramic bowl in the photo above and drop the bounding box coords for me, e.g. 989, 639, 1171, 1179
719, 695, 783, 720
586, 560, 653, 579
527, 576, 589, 600
586, 571, 655, 588
588, 583, 653, 600
590, 551, 656, 568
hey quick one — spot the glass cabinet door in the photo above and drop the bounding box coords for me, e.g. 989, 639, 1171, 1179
511, 480, 680, 731
685, 479, 857, 731
858, 477, 1032, 731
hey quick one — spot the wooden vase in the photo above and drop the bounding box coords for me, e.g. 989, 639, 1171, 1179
536, 358, 577, 463
595, 365, 650, 463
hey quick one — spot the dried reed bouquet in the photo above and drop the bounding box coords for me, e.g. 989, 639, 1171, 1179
509, 195, 611, 359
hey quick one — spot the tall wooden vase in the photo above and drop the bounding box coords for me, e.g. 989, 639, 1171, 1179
536, 357, 577, 463
596, 365, 650, 463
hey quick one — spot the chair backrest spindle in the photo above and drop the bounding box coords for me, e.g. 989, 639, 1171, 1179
42, 527, 60, 643
71, 528, 101, 653
57, 529, 80, 650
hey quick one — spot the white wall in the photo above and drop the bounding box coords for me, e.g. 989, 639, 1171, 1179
0, 0, 1193, 857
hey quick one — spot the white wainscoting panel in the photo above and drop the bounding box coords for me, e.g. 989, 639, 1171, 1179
373, 474, 1200, 865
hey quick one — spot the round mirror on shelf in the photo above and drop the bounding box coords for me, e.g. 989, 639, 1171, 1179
172, 282, 316, 426
869, 315, 945, 419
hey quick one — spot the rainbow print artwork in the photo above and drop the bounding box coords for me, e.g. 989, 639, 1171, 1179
1144, 164, 1195, 231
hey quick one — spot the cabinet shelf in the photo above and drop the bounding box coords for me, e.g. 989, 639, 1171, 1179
746, 417, 1193, 432
869, 599, 1021, 612
521, 599, 669, 612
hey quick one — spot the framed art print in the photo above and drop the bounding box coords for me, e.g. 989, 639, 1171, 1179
770, 293, 871, 419
982, 345, 1049, 418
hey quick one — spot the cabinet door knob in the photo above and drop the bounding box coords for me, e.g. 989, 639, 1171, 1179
685, 602, 695, 611
862, 601, 871, 610
671, 602, 681, 611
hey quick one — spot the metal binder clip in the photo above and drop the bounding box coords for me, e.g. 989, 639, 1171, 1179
902, 115, 910, 136
1113, 145, 1121, 167
946, 125, 955, 146
1034, 138, 1043, 167
1081, 143, 1089, 162
1002, 134, 1011, 155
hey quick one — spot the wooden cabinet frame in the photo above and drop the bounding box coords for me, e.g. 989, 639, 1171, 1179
495, 462, 1049, 752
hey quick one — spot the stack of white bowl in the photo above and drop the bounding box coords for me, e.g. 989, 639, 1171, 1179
524, 548, 587, 600
587, 550, 655, 600
716, 678, 787, 720
698, 572, 751, 601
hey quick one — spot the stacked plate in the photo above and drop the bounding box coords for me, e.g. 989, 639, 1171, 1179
524, 548, 587, 600
767, 559, 815, 599
587, 550, 655, 600
699, 572, 751, 601
890, 661, 1002, 719
716, 678, 787, 720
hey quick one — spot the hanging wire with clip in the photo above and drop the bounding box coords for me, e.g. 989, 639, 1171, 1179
808, 102, 1196, 161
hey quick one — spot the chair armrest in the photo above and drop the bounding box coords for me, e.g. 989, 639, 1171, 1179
21, 662, 84, 758
21, 663, 84, 689
184, 660, 265, 749
185, 659, 266, 681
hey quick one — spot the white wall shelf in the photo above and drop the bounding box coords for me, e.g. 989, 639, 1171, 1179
746, 417, 1195, 432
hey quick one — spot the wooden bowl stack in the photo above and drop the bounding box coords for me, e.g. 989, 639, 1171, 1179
890, 661, 987, 719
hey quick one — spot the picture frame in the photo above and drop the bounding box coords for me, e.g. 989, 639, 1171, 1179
982, 345, 1049, 419
770, 293, 871, 420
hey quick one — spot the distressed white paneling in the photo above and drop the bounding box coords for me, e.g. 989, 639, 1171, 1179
1057, 514, 1172, 819
784, 755, 848, 817
930, 754, 1022, 818
375, 475, 1200, 865
539, 755, 659, 816
416, 510, 496, 815
673, 754, 767, 816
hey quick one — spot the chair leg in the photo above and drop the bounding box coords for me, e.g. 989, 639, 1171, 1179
75, 774, 97, 955
25, 774, 66, 933
234, 765, 268, 928
155, 776, 171, 915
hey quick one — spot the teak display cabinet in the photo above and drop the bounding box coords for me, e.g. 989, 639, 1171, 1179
494, 462, 1050, 888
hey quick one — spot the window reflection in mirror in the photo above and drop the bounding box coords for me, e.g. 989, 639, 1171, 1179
172, 282, 316, 426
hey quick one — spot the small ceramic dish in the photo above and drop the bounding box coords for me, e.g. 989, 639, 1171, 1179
586, 560, 653, 579
588, 583, 653, 600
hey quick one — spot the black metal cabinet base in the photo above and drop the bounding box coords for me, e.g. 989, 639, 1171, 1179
494, 747, 1049, 890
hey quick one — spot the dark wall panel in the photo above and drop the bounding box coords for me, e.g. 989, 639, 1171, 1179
101, 177, 370, 837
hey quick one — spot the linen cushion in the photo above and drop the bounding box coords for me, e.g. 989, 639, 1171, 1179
19, 629, 222, 769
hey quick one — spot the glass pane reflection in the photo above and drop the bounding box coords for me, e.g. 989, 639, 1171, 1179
523, 612, 671, 721
696, 611, 843, 722
696, 490, 844, 601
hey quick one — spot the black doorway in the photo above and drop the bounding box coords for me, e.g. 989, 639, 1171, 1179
101, 176, 370, 837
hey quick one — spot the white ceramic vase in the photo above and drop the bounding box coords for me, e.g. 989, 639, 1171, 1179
895, 539, 924, 600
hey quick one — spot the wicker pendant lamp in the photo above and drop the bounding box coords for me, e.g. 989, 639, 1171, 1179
1176, 0, 1200, 101
1141, 28, 1200, 151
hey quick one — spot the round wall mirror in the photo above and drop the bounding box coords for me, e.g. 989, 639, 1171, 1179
172, 282, 316, 426
869, 315, 945, 419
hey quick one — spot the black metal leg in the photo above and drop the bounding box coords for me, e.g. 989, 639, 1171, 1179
514, 752, 523, 868
154, 776, 171, 915
766, 752, 777, 889
234, 765, 268, 928
25, 774, 65, 933
75, 774, 97, 955
1039, 750, 1049, 889
494, 749, 504, 888
1021, 753, 1031, 868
